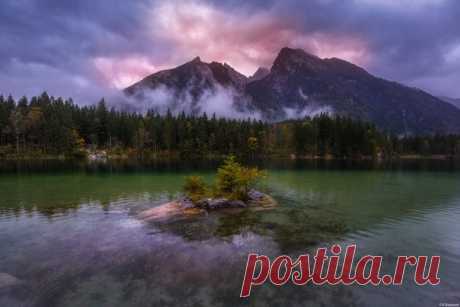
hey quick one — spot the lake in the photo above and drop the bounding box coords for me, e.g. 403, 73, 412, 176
0, 160, 459, 306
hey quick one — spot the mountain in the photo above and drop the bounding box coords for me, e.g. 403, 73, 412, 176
439, 96, 460, 110
248, 67, 270, 82
246, 48, 460, 134
124, 47, 460, 134
124, 56, 248, 114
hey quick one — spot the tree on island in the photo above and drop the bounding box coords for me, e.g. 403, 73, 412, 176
184, 156, 266, 204
139, 157, 273, 222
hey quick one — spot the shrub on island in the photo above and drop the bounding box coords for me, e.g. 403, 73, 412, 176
139, 157, 274, 222
183, 156, 268, 209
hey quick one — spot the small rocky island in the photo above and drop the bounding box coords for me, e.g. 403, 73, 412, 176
139, 156, 277, 222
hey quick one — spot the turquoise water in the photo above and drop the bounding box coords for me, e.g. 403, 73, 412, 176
0, 162, 459, 306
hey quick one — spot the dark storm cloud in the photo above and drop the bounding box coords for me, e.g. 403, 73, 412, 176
1, 0, 460, 103
0, 0, 171, 102
272, 0, 460, 94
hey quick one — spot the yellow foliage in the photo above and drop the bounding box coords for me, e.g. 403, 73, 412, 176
183, 156, 266, 203
183, 176, 209, 202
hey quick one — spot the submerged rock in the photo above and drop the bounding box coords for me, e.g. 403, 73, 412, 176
0, 273, 22, 289
139, 201, 206, 222
197, 198, 247, 210
248, 189, 265, 201
248, 193, 278, 211
139, 190, 276, 222
177, 197, 195, 209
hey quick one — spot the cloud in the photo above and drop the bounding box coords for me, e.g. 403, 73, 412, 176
0, 0, 459, 104
148, 1, 371, 76
353, 0, 448, 10
0, 58, 103, 104
93, 56, 161, 89
283, 105, 334, 119
116, 83, 261, 119
0, 0, 161, 103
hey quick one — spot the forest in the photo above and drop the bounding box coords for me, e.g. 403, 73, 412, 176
0, 92, 459, 160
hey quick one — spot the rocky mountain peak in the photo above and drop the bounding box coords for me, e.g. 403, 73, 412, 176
191, 56, 201, 63
271, 47, 322, 74
208, 61, 247, 89
249, 67, 270, 82
124, 46, 460, 134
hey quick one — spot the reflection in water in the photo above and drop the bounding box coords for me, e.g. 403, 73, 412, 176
0, 164, 459, 306
150, 207, 347, 251
1, 157, 460, 174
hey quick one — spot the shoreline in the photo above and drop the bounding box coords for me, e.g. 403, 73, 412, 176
0, 154, 459, 162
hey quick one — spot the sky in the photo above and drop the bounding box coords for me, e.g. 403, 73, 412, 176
1, 0, 460, 104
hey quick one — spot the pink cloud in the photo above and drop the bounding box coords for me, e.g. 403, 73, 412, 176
92, 1, 372, 89
93, 56, 169, 89
149, 1, 371, 75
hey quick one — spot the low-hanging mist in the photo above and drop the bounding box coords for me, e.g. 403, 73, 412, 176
115, 84, 263, 119
122, 47, 460, 134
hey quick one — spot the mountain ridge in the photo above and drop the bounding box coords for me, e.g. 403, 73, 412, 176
439, 96, 460, 110
124, 47, 460, 135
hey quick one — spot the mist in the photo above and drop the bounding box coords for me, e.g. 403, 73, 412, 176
109, 84, 263, 119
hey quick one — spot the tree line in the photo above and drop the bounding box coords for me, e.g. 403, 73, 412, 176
0, 92, 459, 159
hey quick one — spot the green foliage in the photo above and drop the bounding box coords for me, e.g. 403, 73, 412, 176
215, 155, 241, 196
215, 155, 266, 201
67, 129, 87, 158
183, 176, 209, 202
0, 93, 459, 159
247, 136, 258, 157
183, 156, 266, 203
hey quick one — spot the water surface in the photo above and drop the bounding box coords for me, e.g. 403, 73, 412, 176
0, 161, 459, 306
